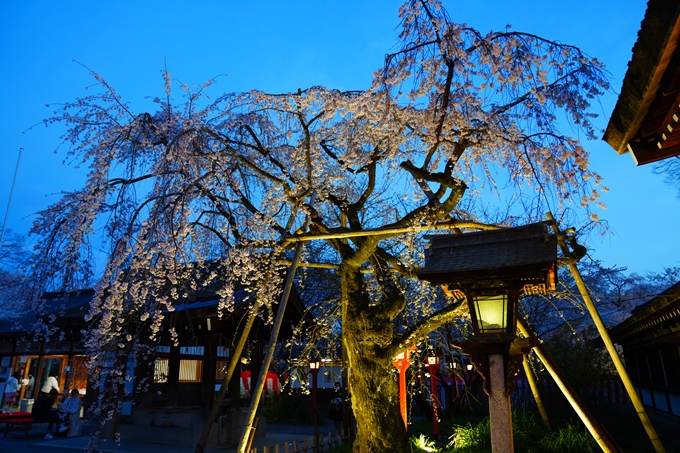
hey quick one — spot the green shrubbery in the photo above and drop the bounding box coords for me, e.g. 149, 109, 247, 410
408, 408, 596, 453
539, 425, 597, 453
446, 417, 491, 452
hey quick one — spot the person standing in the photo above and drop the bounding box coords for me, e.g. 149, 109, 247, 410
25, 374, 35, 398
2, 371, 21, 412
40, 369, 60, 396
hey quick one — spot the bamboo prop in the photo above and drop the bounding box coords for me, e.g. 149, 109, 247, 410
522, 357, 551, 431
196, 207, 304, 453
194, 273, 273, 453
517, 316, 620, 453
546, 212, 666, 453
282, 219, 499, 243
237, 196, 316, 453
339, 213, 352, 442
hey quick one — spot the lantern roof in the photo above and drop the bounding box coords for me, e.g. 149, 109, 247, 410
417, 221, 557, 287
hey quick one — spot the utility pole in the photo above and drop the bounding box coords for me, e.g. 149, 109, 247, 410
0, 148, 23, 251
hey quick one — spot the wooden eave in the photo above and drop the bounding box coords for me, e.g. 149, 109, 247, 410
608, 281, 680, 345
604, 0, 680, 165
174, 285, 309, 340
0, 285, 309, 342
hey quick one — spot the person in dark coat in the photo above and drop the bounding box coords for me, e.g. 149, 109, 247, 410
32, 388, 63, 439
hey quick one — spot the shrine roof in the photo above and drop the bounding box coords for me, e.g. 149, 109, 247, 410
604, 0, 680, 165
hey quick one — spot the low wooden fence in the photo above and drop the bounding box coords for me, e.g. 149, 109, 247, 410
511, 376, 630, 406
248, 431, 349, 453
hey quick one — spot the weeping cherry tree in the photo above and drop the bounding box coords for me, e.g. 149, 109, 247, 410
28, 1, 609, 451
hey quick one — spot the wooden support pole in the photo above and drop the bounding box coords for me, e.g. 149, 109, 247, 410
546, 212, 666, 453
522, 357, 551, 432
517, 316, 620, 453
245, 417, 258, 453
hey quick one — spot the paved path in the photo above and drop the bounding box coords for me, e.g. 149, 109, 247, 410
3, 406, 679, 452
0, 422, 325, 453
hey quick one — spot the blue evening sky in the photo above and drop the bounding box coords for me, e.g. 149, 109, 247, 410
0, 0, 677, 275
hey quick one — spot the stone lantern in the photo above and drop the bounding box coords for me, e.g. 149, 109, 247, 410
417, 221, 557, 453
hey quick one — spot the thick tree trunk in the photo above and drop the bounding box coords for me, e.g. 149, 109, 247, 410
342, 267, 410, 453
346, 347, 411, 452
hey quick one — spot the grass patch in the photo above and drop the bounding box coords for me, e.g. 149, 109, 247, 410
446, 417, 491, 452
539, 424, 597, 453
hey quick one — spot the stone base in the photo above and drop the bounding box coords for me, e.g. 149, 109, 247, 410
223, 410, 267, 445
110, 407, 230, 448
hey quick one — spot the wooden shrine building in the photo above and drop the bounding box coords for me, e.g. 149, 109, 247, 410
608, 282, 680, 417
0, 283, 307, 446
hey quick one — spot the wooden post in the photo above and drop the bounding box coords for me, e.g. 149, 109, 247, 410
245, 417, 258, 453
546, 212, 666, 453
518, 316, 619, 452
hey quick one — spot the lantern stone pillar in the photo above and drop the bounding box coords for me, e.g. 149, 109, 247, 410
488, 353, 513, 453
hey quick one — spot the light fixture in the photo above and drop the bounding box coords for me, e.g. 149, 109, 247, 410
466, 289, 517, 341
